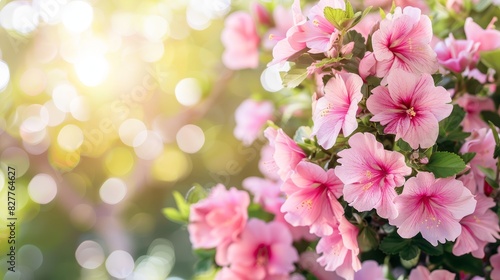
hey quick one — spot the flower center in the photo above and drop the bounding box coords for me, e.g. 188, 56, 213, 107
313, 19, 320, 26
406, 107, 416, 119
256, 245, 269, 266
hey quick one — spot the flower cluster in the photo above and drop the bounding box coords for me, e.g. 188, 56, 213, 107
165, 0, 500, 279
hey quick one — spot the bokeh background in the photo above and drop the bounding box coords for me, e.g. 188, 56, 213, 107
0, 0, 268, 279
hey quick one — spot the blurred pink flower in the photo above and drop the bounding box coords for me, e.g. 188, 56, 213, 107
354, 261, 385, 280
243, 176, 283, 213
371, 6, 437, 83
317, 216, 362, 279
264, 127, 306, 181
367, 70, 452, 149
390, 172, 476, 246
409, 266, 455, 280
258, 144, 281, 181
221, 12, 260, 70
335, 133, 412, 220
188, 184, 249, 265
299, 251, 343, 280
263, 6, 295, 49
312, 73, 363, 149
281, 161, 344, 236
456, 93, 495, 132
218, 219, 299, 280
251, 2, 272, 26
465, 17, 500, 53
453, 194, 500, 258
434, 34, 479, 73
490, 252, 500, 280
460, 128, 497, 193
234, 99, 274, 146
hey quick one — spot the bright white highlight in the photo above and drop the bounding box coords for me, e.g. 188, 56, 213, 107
119, 119, 147, 147
74, 54, 109, 87
28, 173, 57, 204
175, 78, 202, 106
176, 124, 205, 154
106, 250, 135, 279
99, 178, 127, 205
75, 240, 105, 269
61, 1, 93, 33
57, 124, 84, 151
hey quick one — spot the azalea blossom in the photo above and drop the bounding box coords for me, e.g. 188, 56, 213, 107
217, 219, 299, 280
371, 6, 438, 82
434, 34, 479, 73
280, 161, 345, 236
264, 127, 306, 181
366, 70, 453, 149
354, 261, 385, 280
221, 12, 260, 70
299, 251, 343, 280
243, 176, 283, 214
453, 194, 500, 258
312, 73, 363, 149
490, 252, 500, 280
335, 132, 412, 220
188, 184, 250, 265
459, 128, 497, 193
316, 216, 362, 280
234, 99, 274, 146
456, 93, 495, 132
258, 144, 281, 181
408, 266, 455, 280
465, 17, 500, 53
390, 172, 476, 246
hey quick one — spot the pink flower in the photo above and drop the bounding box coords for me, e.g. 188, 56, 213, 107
408, 266, 456, 280
316, 216, 362, 280
221, 12, 260, 70
465, 17, 500, 53
366, 70, 453, 149
188, 184, 250, 265
335, 133, 412, 220
456, 93, 495, 132
312, 73, 363, 149
453, 194, 500, 258
281, 161, 344, 236
354, 261, 385, 280
434, 34, 479, 73
218, 219, 299, 280
390, 172, 476, 246
459, 128, 497, 193
234, 99, 274, 146
264, 127, 306, 181
258, 144, 281, 181
490, 252, 500, 280
371, 6, 438, 82
263, 5, 295, 50
299, 251, 343, 280
243, 176, 283, 214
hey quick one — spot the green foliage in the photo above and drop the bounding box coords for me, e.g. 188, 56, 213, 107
424, 151, 466, 178
324, 1, 371, 30
163, 191, 191, 224
343, 30, 366, 59
430, 252, 485, 276
186, 184, 209, 204
358, 226, 379, 252
247, 203, 275, 222
480, 49, 500, 73
460, 152, 476, 164
193, 249, 216, 274
379, 233, 443, 262
439, 105, 466, 139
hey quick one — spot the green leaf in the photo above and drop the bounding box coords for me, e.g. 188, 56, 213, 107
474, 0, 493, 12
343, 30, 366, 59
186, 184, 209, 204
324, 7, 346, 29
357, 226, 379, 252
247, 203, 274, 222
379, 7, 386, 19
379, 234, 411, 255
480, 49, 500, 73
163, 207, 188, 224
399, 245, 419, 261
173, 191, 190, 217
425, 151, 466, 178
395, 138, 412, 152
482, 111, 500, 129
413, 237, 443, 256
442, 252, 485, 276
477, 165, 496, 180
485, 176, 499, 189
439, 105, 465, 134
294, 126, 313, 144
194, 256, 214, 274
460, 152, 476, 164
281, 67, 308, 88
345, 0, 354, 18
